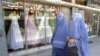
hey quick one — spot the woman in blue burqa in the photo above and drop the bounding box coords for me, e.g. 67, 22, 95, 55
68, 13, 89, 56
51, 7, 68, 56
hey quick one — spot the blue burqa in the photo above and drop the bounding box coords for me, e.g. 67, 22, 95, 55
69, 13, 89, 56
51, 12, 68, 56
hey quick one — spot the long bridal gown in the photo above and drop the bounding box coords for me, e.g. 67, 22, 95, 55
7, 14, 24, 50
25, 15, 40, 45
39, 16, 52, 44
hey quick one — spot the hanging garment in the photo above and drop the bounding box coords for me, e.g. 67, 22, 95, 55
38, 16, 52, 44
25, 15, 39, 45
69, 13, 89, 56
7, 14, 24, 50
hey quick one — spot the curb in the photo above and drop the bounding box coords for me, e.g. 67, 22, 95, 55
9, 45, 52, 56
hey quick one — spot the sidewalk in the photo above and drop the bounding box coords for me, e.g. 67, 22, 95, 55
28, 37, 100, 56
9, 37, 100, 56
89, 37, 100, 56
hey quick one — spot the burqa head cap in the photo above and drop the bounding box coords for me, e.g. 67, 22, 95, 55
72, 13, 83, 21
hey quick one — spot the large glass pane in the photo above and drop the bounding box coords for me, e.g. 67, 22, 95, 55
75, 9, 99, 36
44, 5, 55, 44
84, 11, 98, 36
3, 1, 25, 52
24, 3, 47, 48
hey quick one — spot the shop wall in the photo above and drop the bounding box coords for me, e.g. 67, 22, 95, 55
0, 0, 8, 56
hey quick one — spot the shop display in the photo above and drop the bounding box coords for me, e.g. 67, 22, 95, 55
38, 15, 52, 44
7, 11, 24, 50
25, 4, 54, 44
45, 16, 53, 43
25, 9, 40, 45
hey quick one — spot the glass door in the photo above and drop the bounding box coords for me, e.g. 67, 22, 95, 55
80, 10, 99, 37
84, 11, 99, 36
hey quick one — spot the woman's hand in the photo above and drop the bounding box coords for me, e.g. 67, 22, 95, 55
67, 36, 75, 43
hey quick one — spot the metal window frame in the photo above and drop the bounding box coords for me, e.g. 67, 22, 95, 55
24, 0, 100, 12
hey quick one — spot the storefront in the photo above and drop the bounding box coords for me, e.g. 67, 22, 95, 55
72, 0, 100, 38
85, 0, 100, 37
0, 0, 100, 56
1, 0, 71, 56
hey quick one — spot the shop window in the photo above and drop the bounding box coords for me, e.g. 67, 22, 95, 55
2, 1, 25, 53
84, 10, 99, 36
2, 1, 71, 55
24, 4, 56, 49
3, 1, 56, 53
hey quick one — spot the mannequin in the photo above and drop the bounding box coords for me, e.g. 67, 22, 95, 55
38, 13, 52, 44
7, 11, 24, 50
25, 7, 40, 45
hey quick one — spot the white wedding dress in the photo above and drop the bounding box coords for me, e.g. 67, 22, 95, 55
38, 16, 52, 44
7, 14, 24, 50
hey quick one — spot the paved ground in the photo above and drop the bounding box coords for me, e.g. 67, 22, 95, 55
89, 37, 100, 56
27, 37, 100, 56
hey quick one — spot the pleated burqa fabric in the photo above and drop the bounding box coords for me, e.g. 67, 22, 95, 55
69, 13, 89, 56
52, 12, 68, 56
